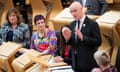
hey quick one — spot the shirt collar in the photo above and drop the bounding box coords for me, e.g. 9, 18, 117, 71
80, 15, 86, 23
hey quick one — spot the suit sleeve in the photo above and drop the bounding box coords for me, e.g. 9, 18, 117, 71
82, 21, 102, 47
99, 0, 108, 15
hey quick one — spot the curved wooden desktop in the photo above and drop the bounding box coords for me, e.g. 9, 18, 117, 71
50, 8, 99, 30
28, 53, 67, 72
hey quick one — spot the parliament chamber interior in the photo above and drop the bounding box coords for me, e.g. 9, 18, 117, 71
0, 0, 120, 72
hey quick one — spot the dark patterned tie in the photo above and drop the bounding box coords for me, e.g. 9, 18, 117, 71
77, 20, 80, 29
75, 20, 80, 43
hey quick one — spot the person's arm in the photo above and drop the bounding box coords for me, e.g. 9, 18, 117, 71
30, 33, 37, 50
49, 30, 57, 54
14, 23, 30, 48
22, 24, 30, 48
0, 23, 8, 44
99, 0, 108, 15
63, 56, 72, 65
0, 28, 4, 44
82, 21, 102, 47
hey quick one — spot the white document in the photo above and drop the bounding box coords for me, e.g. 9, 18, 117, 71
46, 66, 74, 72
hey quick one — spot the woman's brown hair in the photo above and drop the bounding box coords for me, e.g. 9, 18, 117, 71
59, 25, 71, 56
6, 8, 21, 25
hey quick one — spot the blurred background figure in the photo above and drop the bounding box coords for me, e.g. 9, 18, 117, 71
61, 0, 73, 7
74, 0, 108, 15
30, 14, 57, 55
92, 50, 118, 72
12, 0, 28, 23
0, 8, 30, 48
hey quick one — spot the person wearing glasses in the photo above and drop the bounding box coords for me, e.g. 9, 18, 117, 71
30, 14, 57, 55
62, 1, 102, 72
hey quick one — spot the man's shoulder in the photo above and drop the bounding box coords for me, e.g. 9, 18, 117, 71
85, 16, 97, 24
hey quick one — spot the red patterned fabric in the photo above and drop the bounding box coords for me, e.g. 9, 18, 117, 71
38, 44, 49, 50
64, 45, 69, 58
103, 66, 118, 72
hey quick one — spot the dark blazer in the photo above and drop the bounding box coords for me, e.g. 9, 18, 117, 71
75, 0, 108, 15
67, 16, 102, 71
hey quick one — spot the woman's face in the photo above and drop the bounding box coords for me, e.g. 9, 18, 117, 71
62, 26, 71, 40
36, 19, 46, 30
8, 12, 18, 24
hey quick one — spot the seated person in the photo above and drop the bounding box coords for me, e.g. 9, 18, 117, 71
54, 25, 73, 67
30, 14, 57, 55
91, 50, 118, 72
0, 8, 30, 48
74, 0, 108, 15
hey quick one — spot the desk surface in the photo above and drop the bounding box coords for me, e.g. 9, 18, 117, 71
96, 11, 120, 24
51, 8, 99, 24
0, 42, 22, 57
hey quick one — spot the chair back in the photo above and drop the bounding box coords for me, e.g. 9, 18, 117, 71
30, 0, 47, 26
0, 0, 14, 26
110, 20, 120, 65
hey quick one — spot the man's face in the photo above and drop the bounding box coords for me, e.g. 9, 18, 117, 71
70, 5, 82, 20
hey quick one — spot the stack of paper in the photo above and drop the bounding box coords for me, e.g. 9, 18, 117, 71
46, 65, 74, 72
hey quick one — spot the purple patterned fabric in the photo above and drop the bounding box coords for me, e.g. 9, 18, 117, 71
30, 29, 57, 55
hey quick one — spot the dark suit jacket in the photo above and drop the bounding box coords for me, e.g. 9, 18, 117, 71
67, 16, 102, 71
75, 0, 108, 15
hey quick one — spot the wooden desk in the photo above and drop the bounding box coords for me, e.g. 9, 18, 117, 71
51, 9, 120, 65
50, 8, 99, 30
29, 54, 67, 72
96, 11, 120, 65
0, 42, 22, 72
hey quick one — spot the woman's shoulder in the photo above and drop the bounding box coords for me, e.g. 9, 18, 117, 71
47, 28, 56, 33
32, 31, 39, 36
19, 23, 28, 27
1, 22, 9, 26
0, 22, 10, 29
47, 28, 56, 35
19, 23, 29, 29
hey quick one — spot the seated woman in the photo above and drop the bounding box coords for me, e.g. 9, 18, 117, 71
54, 25, 73, 67
30, 14, 57, 55
91, 50, 118, 72
0, 8, 30, 48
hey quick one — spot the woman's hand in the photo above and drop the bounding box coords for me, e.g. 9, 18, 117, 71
54, 56, 64, 62
49, 45, 55, 50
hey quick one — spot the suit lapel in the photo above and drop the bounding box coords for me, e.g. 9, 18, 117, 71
81, 17, 88, 32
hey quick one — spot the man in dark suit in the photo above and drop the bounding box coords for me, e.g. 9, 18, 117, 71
75, 0, 108, 15
62, 1, 102, 72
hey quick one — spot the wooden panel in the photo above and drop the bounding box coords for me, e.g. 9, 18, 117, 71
0, 0, 14, 26
30, 0, 47, 25
106, 0, 113, 4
